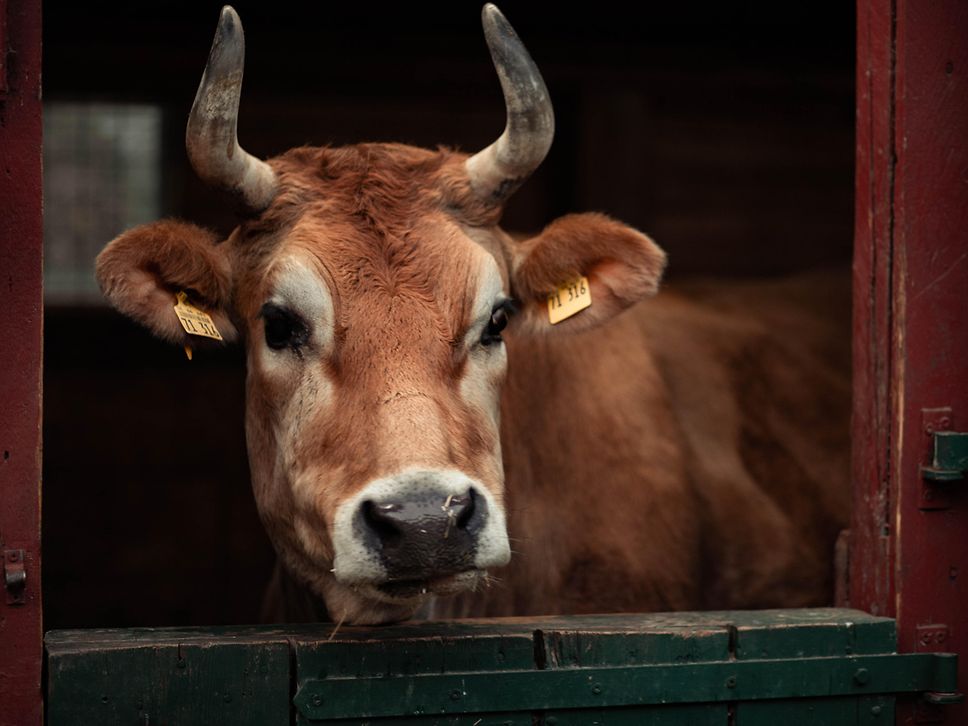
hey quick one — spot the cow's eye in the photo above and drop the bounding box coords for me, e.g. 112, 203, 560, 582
261, 303, 308, 351
481, 301, 514, 346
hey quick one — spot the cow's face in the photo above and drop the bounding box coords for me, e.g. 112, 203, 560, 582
95, 6, 666, 624
238, 145, 521, 623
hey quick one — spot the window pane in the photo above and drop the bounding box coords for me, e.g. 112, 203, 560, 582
43, 103, 162, 303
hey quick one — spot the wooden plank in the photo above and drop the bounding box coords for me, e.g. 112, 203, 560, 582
289, 610, 894, 722
292, 653, 951, 720
294, 626, 535, 726
850, 0, 897, 623
732, 616, 896, 659
46, 638, 291, 726
542, 705, 723, 726
540, 625, 728, 668
45, 609, 889, 648
891, 2, 968, 723
537, 620, 728, 726
733, 606, 897, 724
46, 610, 909, 725
737, 696, 893, 726
0, 0, 43, 724
852, 0, 968, 723
319, 717, 530, 726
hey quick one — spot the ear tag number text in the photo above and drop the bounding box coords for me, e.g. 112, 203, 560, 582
547, 276, 592, 324
174, 291, 223, 341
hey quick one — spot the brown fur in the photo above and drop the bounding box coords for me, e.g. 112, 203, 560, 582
96, 142, 849, 623
431, 270, 850, 618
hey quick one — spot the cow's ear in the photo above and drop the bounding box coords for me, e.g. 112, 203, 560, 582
506, 212, 666, 335
95, 219, 238, 343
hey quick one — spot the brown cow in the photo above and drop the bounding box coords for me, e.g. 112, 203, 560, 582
96, 5, 850, 625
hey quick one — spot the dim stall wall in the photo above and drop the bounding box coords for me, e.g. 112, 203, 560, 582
42, 1, 856, 277
43, 312, 274, 628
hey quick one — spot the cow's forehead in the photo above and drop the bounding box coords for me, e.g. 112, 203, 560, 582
248, 214, 506, 339
231, 143, 510, 324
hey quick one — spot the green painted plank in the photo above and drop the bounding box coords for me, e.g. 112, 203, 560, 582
542, 704, 725, 725
540, 626, 729, 669
319, 714, 531, 726
294, 614, 732, 724
293, 653, 953, 720
297, 633, 537, 679
44, 609, 888, 650
294, 627, 536, 726
736, 696, 894, 725
854, 696, 895, 725
45, 609, 917, 726
734, 618, 896, 660
533, 622, 728, 725
47, 640, 290, 726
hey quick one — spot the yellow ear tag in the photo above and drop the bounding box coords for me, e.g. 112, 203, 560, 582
547, 276, 592, 324
174, 291, 223, 342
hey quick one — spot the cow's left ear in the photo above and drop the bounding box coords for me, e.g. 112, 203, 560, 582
506, 212, 667, 335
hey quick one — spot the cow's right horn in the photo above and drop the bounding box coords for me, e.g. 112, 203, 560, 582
465, 4, 555, 206
186, 6, 277, 213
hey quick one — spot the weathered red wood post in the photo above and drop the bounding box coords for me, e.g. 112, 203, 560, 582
0, 0, 43, 724
853, 0, 968, 722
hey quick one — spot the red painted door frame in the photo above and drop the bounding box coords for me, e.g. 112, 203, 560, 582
0, 1, 43, 724
852, 1, 968, 723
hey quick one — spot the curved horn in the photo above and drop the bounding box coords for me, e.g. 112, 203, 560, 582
465, 4, 555, 204
186, 6, 277, 213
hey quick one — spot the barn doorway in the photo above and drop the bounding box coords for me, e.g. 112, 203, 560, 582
2, 1, 966, 723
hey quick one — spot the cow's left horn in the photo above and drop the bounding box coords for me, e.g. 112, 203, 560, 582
465, 4, 555, 205
186, 6, 277, 213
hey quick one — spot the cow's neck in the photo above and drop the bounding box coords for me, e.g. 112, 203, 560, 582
446, 316, 705, 618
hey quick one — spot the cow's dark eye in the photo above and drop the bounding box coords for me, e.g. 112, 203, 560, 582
481, 301, 515, 346
261, 303, 308, 351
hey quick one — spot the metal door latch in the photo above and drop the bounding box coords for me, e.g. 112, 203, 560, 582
922, 431, 968, 482
3, 549, 26, 605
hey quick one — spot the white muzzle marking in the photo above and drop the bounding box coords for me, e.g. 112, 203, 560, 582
331, 468, 510, 584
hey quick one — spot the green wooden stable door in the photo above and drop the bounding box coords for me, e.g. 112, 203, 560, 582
45, 609, 960, 725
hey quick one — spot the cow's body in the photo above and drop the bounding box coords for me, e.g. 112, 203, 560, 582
97, 6, 849, 625
263, 269, 851, 622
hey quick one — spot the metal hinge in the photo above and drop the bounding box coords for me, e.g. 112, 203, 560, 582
916, 625, 964, 709
920, 409, 966, 510
922, 431, 968, 482
3, 548, 26, 605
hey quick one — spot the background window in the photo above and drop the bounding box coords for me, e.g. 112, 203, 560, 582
43, 103, 162, 303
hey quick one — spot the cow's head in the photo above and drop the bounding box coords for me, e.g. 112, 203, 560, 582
96, 5, 666, 624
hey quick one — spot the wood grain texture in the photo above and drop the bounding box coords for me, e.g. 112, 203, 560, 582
850, 0, 897, 623
0, 1, 43, 725
47, 609, 914, 725
852, 1, 968, 722
892, 2, 968, 723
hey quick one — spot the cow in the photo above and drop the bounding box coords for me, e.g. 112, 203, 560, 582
95, 5, 850, 625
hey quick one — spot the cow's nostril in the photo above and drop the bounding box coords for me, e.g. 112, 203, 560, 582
355, 484, 485, 582
453, 489, 476, 530
362, 500, 403, 548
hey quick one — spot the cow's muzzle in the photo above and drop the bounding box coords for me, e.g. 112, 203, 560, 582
361, 487, 481, 580
331, 469, 510, 593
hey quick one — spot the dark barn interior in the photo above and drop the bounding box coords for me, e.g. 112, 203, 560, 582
41, 1, 855, 629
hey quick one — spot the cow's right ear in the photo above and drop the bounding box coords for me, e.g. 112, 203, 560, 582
95, 219, 238, 343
